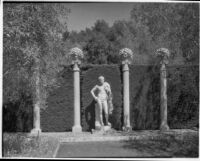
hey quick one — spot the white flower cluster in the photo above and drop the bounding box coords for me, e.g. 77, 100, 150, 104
69, 47, 84, 59
119, 48, 133, 59
155, 48, 170, 58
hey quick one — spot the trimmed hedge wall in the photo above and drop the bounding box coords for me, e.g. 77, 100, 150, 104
40, 66, 74, 132
129, 65, 160, 130
81, 65, 122, 131
129, 65, 199, 130
167, 65, 199, 129
3, 64, 199, 132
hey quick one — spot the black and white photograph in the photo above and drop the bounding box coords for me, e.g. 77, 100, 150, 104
0, 0, 199, 159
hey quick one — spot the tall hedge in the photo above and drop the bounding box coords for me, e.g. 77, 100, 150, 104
3, 64, 198, 132
81, 65, 122, 131
167, 65, 199, 129
129, 65, 199, 130
40, 66, 74, 132
129, 65, 160, 130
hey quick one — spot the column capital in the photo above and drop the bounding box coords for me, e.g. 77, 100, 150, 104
119, 48, 133, 65
69, 47, 84, 65
155, 48, 170, 65
122, 62, 129, 72
73, 61, 80, 72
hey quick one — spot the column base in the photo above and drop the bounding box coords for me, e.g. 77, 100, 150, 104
31, 128, 41, 135
103, 125, 111, 132
72, 125, 82, 133
122, 126, 132, 132
160, 123, 169, 131
95, 125, 101, 131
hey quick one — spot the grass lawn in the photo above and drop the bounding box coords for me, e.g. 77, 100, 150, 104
3, 131, 199, 158
122, 135, 199, 158
3, 133, 59, 158
56, 134, 199, 158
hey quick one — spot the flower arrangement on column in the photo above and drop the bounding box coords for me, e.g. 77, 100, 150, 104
69, 47, 84, 64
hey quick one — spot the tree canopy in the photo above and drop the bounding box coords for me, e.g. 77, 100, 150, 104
67, 3, 198, 65
3, 3, 70, 105
3, 2, 199, 105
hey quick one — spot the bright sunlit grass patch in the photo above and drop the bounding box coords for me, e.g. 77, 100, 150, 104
3, 133, 59, 158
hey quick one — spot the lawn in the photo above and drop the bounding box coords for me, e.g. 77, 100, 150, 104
56, 134, 199, 158
3, 130, 199, 158
3, 133, 59, 158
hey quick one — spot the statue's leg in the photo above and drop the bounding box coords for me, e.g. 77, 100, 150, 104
102, 101, 109, 126
95, 103, 101, 128
97, 99, 104, 126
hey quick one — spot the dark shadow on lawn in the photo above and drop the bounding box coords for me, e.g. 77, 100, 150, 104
121, 134, 199, 158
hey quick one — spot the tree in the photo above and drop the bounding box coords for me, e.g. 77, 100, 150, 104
3, 3, 70, 108
130, 3, 199, 65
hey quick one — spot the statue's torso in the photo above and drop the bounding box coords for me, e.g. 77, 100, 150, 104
96, 84, 107, 101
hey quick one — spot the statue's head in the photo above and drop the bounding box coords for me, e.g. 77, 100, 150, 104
98, 76, 105, 85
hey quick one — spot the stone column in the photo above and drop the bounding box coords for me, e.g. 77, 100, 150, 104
69, 47, 83, 133
0, 107, 1, 158
156, 48, 170, 131
119, 48, 133, 132
31, 58, 41, 134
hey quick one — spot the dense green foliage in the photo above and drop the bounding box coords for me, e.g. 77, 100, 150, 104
41, 67, 74, 132
129, 65, 199, 130
129, 65, 160, 130
67, 3, 198, 65
3, 95, 33, 132
130, 3, 199, 64
3, 3, 70, 105
3, 3, 70, 131
168, 65, 199, 129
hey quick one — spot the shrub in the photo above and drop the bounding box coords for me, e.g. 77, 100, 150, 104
3, 94, 33, 132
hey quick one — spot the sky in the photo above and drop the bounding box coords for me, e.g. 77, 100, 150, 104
66, 3, 134, 32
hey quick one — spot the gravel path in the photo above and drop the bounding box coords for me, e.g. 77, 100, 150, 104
56, 141, 171, 158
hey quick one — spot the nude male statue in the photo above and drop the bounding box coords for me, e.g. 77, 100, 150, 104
91, 76, 113, 128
